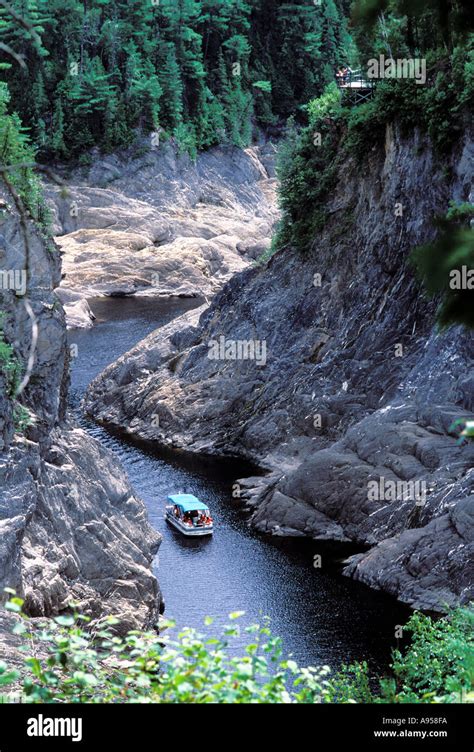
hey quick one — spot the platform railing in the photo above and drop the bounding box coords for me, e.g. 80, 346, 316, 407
335, 69, 376, 89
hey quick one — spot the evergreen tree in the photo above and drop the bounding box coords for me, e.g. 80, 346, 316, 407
0, 0, 354, 157
159, 42, 184, 132
50, 96, 66, 156
124, 41, 162, 131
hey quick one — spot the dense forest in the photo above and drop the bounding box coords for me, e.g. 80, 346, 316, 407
0, 0, 351, 158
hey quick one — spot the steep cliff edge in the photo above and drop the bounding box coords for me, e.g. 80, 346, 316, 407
0, 185, 161, 656
85, 124, 474, 612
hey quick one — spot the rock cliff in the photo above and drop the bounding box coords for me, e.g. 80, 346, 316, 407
84, 125, 474, 612
0, 184, 161, 653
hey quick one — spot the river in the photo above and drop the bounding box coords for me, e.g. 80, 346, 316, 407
68, 296, 411, 673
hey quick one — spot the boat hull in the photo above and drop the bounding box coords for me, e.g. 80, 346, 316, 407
166, 511, 213, 537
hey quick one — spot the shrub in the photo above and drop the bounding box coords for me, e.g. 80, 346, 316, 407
274, 93, 344, 253
0, 314, 31, 433
0, 83, 49, 232
411, 208, 474, 330
0, 314, 21, 398
307, 82, 342, 125
0, 594, 472, 704
389, 607, 474, 703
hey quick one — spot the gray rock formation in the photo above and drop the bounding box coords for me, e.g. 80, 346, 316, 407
84, 125, 474, 612
0, 186, 161, 659
46, 141, 278, 328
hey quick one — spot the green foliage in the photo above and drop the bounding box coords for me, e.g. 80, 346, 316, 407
411, 209, 474, 330
0, 0, 352, 158
13, 402, 30, 431
352, 0, 473, 53
344, 79, 422, 159
347, 1, 474, 157
174, 122, 198, 160
342, 38, 474, 161
319, 606, 474, 704
389, 607, 474, 703
253, 80, 272, 94
1, 594, 471, 704
0, 81, 47, 227
325, 661, 375, 703
450, 418, 474, 442
446, 200, 474, 223
274, 87, 343, 252
0, 313, 30, 432
307, 81, 341, 124
0, 313, 20, 398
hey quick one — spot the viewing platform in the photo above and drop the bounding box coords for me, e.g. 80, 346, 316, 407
336, 69, 376, 105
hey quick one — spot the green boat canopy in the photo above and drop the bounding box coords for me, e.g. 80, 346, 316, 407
168, 494, 209, 513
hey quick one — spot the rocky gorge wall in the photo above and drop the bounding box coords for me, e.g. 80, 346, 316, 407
85, 125, 474, 612
0, 183, 161, 661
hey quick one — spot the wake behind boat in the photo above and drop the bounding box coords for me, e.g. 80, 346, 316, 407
165, 494, 214, 537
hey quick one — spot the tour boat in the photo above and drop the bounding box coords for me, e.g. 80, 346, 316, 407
165, 494, 214, 537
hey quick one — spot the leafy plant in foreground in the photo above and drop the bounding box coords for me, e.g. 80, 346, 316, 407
0, 594, 472, 704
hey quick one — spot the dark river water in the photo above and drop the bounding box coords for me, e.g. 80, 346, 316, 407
68, 296, 411, 674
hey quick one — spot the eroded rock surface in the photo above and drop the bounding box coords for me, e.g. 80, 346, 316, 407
85, 126, 474, 611
46, 141, 278, 327
0, 190, 161, 664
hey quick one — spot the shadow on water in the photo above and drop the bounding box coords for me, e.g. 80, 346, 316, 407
69, 295, 412, 674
